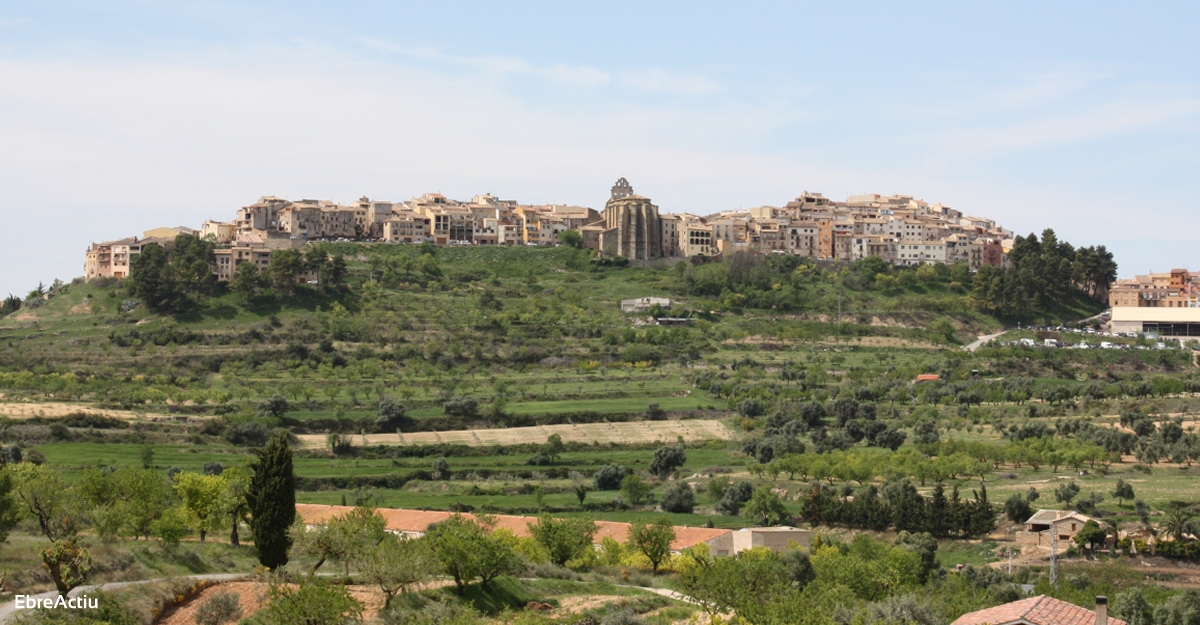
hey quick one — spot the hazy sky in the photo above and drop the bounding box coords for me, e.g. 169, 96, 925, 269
2, 1, 1198, 296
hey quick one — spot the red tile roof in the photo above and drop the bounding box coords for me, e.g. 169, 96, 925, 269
295, 504, 730, 551
951, 596, 1126, 625
916, 374, 941, 381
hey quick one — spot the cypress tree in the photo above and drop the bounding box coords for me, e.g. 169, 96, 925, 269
248, 433, 295, 569
928, 483, 950, 538
968, 483, 997, 538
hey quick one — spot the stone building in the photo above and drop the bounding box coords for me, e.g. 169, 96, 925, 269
597, 178, 662, 260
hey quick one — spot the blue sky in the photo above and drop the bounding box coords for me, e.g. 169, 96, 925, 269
1, 1, 1198, 296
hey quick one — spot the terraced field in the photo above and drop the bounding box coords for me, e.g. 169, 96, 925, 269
296, 419, 734, 449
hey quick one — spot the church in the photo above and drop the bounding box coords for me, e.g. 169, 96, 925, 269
581, 178, 664, 261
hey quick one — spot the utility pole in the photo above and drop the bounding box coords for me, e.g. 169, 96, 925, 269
1050, 529, 1058, 585
1007, 546, 1013, 574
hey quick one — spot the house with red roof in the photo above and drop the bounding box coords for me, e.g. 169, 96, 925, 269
952, 595, 1123, 625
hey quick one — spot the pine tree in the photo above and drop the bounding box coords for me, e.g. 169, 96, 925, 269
248, 433, 295, 569
128, 242, 186, 313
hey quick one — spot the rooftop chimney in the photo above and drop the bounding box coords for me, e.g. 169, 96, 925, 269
1095, 596, 1108, 625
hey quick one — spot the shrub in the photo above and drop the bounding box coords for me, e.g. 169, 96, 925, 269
376, 398, 410, 432
1004, 494, 1032, 523
649, 444, 687, 478
49, 423, 71, 441
594, 464, 630, 490
442, 396, 479, 419
621, 475, 652, 506
619, 344, 659, 364
224, 421, 270, 446
200, 419, 228, 436
257, 394, 290, 419
661, 482, 696, 514
259, 581, 363, 625
715, 480, 754, 516
194, 590, 243, 625
737, 399, 764, 418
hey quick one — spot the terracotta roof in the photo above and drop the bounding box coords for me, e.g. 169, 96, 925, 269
1025, 510, 1091, 526
916, 374, 941, 381
951, 596, 1126, 625
295, 504, 730, 551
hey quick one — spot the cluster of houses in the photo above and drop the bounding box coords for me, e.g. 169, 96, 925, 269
1109, 268, 1200, 338
83, 178, 1018, 283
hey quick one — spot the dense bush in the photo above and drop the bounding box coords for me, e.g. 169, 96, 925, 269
661, 481, 696, 513
594, 464, 631, 490
224, 421, 270, 446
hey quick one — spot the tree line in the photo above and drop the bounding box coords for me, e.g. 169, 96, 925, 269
127, 234, 348, 313
0, 433, 293, 594
972, 229, 1117, 319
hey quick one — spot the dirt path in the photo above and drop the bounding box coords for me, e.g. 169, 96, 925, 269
965, 331, 1008, 352
0, 573, 247, 623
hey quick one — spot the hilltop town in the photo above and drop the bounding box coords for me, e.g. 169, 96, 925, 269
84, 178, 1015, 282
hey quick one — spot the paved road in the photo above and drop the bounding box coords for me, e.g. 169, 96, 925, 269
0, 573, 248, 623
964, 330, 1007, 352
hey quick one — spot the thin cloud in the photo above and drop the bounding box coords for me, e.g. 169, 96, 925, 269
937, 96, 1200, 156
619, 68, 720, 95
359, 38, 611, 88
361, 39, 723, 94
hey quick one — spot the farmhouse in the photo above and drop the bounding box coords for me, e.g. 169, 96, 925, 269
1017, 509, 1094, 547
952, 595, 1124, 625
295, 504, 809, 555
704, 526, 812, 556
621, 297, 671, 313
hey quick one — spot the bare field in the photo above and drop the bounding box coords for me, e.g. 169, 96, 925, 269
0, 401, 175, 421
297, 419, 735, 449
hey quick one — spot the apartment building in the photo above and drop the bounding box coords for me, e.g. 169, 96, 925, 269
354, 197, 397, 238
897, 240, 947, 266
213, 238, 272, 281
682, 219, 716, 257
660, 214, 681, 258
84, 236, 174, 280
711, 218, 748, 246
785, 222, 818, 257
433, 208, 474, 245
382, 212, 433, 244
754, 221, 786, 252
850, 236, 898, 263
